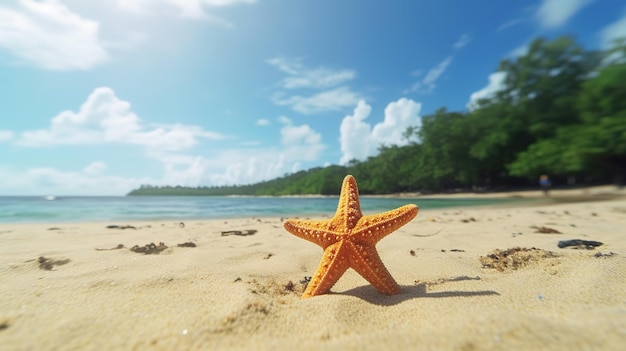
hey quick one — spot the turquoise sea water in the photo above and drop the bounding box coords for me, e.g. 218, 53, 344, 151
0, 196, 530, 223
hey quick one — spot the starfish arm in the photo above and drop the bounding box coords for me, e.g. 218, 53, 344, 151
283, 219, 342, 248
353, 204, 419, 244
335, 175, 363, 230
302, 242, 351, 298
348, 243, 400, 295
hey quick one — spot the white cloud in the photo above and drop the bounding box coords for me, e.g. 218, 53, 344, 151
600, 12, 626, 48
466, 71, 507, 111
266, 57, 300, 75
536, 0, 593, 28
3, 88, 326, 192
272, 87, 362, 115
423, 56, 452, 87
116, 0, 256, 20
0, 130, 14, 142
268, 57, 361, 114
267, 57, 356, 90
0, 0, 108, 70
161, 156, 214, 186
154, 117, 325, 187
453, 33, 472, 49
83, 161, 107, 175
372, 98, 422, 144
339, 98, 421, 165
283, 68, 356, 89
256, 118, 270, 126
279, 117, 324, 161
277, 115, 291, 124
408, 56, 453, 94
0, 165, 153, 196
17, 87, 225, 150
497, 18, 522, 31
210, 152, 288, 185
339, 101, 374, 164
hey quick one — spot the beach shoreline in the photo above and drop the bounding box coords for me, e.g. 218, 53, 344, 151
3, 185, 625, 225
1, 194, 625, 350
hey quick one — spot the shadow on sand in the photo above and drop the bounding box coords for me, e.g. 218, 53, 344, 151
337, 275, 499, 305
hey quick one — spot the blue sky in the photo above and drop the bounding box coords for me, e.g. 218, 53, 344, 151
0, 0, 625, 195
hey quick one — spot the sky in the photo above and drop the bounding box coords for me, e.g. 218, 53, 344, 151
0, 0, 625, 195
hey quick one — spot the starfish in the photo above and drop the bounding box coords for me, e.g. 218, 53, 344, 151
283, 175, 419, 298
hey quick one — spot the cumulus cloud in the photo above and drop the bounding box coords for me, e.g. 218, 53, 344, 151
116, 0, 256, 20
0, 164, 153, 195
17, 87, 225, 150
204, 151, 288, 185
408, 56, 453, 94
256, 118, 270, 126
339, 98, 422, 165
601, 12, 626, 48
536, 0, 593, 28
0, 0, 108, 70
153, 116, 325, 187
279, 117, 324, 161
339, 101, 375, 164
272, 87, 362, 115
0, 130, 14, 142
5, 86, 327, 193
466, 72, 507, 111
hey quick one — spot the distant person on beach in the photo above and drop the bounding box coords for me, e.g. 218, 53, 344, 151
539, 174, 551, 196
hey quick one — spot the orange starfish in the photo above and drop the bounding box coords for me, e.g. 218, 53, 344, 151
283, 175, 419, 298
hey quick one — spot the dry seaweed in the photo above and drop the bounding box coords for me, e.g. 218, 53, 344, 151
130, 242, 168, 254
37, 256, 71, 270
95, 244, 125, 251
531, 226, 562, 234
221, 229, 257, 236
177, 242, 196, 247
106, 225, 136, 230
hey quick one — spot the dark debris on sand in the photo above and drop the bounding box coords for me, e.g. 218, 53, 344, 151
594, 251, 615, 258
177, 242, 196, 247
299, 276, 311, 290
106, 225, 137, 230
532, 226, 562, 234
480, 247, 557, 272
221, 229, 258, 236
95, 244, 125, 251
247, 278, 304, 296
130, 242, 168, 254
37, 256, 71, 270
558, 239, 603, 250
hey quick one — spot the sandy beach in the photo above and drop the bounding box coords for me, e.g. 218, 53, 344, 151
1, 188, 625, 350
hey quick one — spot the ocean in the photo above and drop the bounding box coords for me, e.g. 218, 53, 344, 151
0, 196, 529, 223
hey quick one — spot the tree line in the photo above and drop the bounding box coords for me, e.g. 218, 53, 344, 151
128, 36, 626, 196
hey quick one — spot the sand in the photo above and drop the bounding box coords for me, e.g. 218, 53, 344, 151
1, 189, 626, 350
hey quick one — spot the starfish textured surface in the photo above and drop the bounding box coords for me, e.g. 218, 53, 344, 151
283, 175, 419, 298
